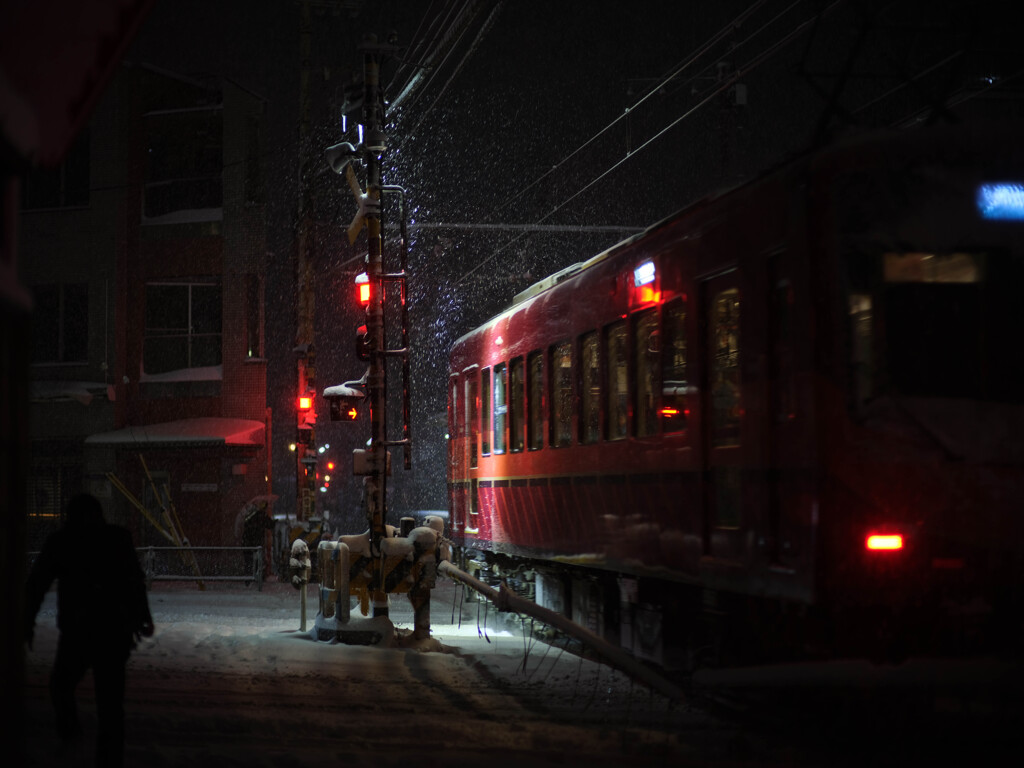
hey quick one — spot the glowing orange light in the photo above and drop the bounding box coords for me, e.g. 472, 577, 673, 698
298, 396, 312, 411
346, 407, 358, 420
639, 286, 661, 304
866, 534, 903, 551
660, 407, 679, 417
326, 461, 335, 471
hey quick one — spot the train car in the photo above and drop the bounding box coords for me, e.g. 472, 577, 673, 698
446, 122, 1024, 668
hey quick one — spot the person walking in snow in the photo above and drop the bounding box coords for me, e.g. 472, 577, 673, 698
24, 492, 154, 768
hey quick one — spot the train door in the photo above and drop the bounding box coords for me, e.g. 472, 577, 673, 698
701, 271, 744, 562
767, 252, 802, 571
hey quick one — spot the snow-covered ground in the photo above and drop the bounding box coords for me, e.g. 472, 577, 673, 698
27, 576, 1015, 767
23, 577, 751, 768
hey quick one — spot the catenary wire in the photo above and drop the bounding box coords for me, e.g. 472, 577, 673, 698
455, 0, 846, 286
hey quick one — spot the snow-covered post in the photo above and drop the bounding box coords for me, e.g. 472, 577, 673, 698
289, 538, 311, 631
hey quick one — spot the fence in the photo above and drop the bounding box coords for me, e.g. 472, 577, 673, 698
26, 546, 265, 591
138, 546, 264, 591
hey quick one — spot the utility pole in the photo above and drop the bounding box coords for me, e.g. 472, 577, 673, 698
295, 0, 317, 522
323, 33, 415, 628
361, 40, 389, 618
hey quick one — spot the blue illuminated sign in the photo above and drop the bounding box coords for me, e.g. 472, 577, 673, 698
977, 183, 1024, 220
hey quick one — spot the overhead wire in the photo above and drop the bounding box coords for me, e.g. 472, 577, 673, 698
399, 1, 504, 143
456, 0, 846, 286
479, 0, 777, 224
388, 0, 467, 112
390, 0, 479, 116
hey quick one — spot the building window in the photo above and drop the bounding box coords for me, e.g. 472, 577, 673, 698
32, 283, 89, 364
22, 129, 90, 210
551, 341, 573, 447
144, 108, 223, 220
527, 351, 544, 451
144, 282, 222, 375
245, 112, 264, 204
27, 458, 81, 550
509, 357, 524, 453
246, 274, 262, 358
606, 321, 628, 440
580, 331, 600, 444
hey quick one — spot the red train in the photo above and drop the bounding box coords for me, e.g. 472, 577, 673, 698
446, 122, 1024, 668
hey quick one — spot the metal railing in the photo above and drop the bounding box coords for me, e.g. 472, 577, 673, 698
138, 546, 264, 591
27, 546, 265, 591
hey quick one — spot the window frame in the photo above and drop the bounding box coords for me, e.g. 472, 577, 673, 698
526, 350, 544, 451
605, 319, 628, 441
493, 362, 508, 455
579, 330, 601, 444
480, 367, 491, 456
550, 340, 574, 448
143, 280, 223, 377
31, 282, 89, 365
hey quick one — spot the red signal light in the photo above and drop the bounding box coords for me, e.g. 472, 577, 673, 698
326, 461, 335, 471
866, 534, 903, 551
298, 396, 312, 411
355, 272, 370, 306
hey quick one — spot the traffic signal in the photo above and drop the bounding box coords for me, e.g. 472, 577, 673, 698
355, 272, 371, 306
329, 397, 360, 422
356, 324, 370, 361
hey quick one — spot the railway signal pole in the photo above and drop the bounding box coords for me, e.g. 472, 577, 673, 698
362, 40, 389, 618
324, 34, 412, 621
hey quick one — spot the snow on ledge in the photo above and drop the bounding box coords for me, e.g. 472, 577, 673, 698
140, 365, 223, 383
30, 380, 109, 405
85, 417, 265, 447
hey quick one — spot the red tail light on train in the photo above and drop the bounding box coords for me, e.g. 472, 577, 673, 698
865, 534, 904, 551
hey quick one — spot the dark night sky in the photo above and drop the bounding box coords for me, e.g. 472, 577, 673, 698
116, 0, 1020, 517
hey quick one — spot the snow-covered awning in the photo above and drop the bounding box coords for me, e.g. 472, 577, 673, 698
31, 380, 111, 406
85, 417, 265, 448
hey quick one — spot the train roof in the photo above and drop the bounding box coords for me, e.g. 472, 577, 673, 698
453, 119, 1023, 349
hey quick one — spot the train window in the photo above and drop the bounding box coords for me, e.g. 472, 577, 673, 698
661, 298, 688, 433
450, 378, 458, 464
493, 363, 507, 455
467, 377, 478, 468
527, 351, 544, 450
635, 309, 659, 437
481, 368, 491, 456
509, 357, 525, 453
606, 320, 628, 441
551, 341, 573, 447
710, 288, 741, 447
580, 331, 600, 444
849, 293, 874, 405
845, 250, 1018, 403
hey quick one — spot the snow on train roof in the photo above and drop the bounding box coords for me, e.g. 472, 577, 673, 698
455, 121, 1024, 350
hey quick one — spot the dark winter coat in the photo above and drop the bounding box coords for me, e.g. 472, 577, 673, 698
25, 498, 153, 651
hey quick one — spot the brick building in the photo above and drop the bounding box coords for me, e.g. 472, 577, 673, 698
20, 63, 273, 555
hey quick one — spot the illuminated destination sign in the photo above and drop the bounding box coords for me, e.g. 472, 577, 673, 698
977, 183, 1024, 220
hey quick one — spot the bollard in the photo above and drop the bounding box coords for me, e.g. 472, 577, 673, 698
289, 538, 311, 631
